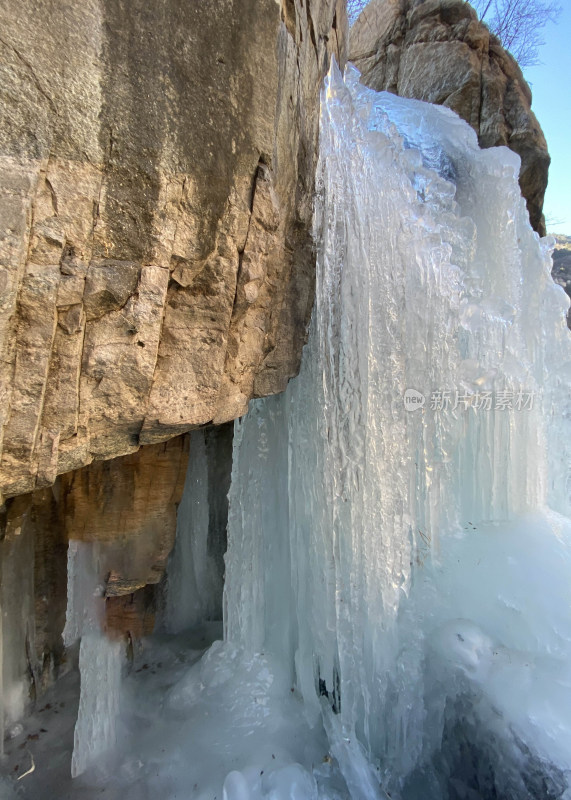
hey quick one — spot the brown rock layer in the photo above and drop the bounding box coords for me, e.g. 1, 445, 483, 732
0, 433, 190, 719
60, 434, 190, 590
0, 0, 347, 500
105, 586, 157, 641
349, 0, 549, 235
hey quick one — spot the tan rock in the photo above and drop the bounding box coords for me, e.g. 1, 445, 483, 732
350, 0, 550, 235
0, 0, 348, 499
0, 264, 59, 497
83, 261, 141, 321
105, 586, 156, 641
60, 435, 190, 589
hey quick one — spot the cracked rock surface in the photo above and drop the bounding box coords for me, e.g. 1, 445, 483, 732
0, 0, 347, 499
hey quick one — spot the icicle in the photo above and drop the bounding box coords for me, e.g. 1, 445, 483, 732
63, 540, 104, 648
71, 632, 123, 778
0, 508, 35, 743
64, 540, 124, 777
165, 429, 223, 632
224, 396, 293, 671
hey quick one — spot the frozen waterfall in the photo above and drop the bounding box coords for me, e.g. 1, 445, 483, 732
224, 63, 571, 799
7, 62, 571, 800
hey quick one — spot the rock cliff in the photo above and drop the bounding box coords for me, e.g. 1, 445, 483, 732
349, 0, 550, 235
0, 0, 346, 501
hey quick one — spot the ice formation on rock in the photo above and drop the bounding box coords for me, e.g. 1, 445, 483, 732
165, 429, 224, 633
225, 63, 571, 798
0, 512, 35, 750
64, 541, 123, 778
11, 61, 571, 800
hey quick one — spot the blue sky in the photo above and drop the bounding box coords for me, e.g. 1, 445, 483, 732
526, 5, 571, 235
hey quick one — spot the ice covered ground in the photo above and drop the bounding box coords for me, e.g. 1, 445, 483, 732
2, 624, 350, 800
4, 61, 571, 800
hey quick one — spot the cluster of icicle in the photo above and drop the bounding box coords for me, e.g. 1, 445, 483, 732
224, 63, 571, 799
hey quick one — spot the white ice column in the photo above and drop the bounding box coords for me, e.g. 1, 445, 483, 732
64, 540, 124, 778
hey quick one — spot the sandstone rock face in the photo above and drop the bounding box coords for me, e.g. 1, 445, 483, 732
349, 0, 549, 235
60, 435, 190, 592
0, 0, 347, 500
